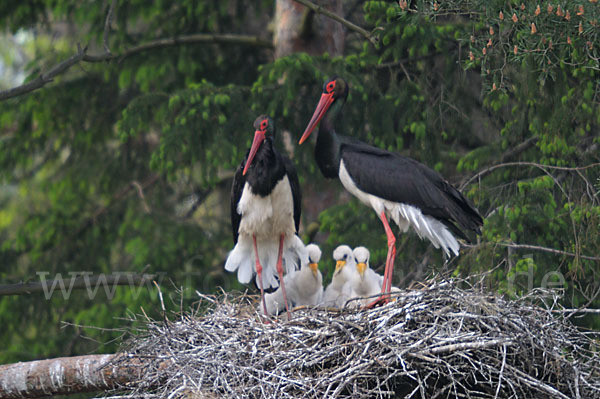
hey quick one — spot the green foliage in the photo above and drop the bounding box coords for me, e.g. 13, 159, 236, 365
0, 0, 599, 366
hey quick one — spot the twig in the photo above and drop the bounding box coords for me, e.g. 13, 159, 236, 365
82, 174, 158, 234
500, 137, 539, 163
0, 273, 155, 297
460, 161, 600, 190
551, 308, 600, 314
0, 34, 272, 102
131, 181, 151, 213
291, 0, 378, 47
0, 44, 88, 101
103, 0, 118, 55
88, 33, 273, 62
497, 242, 600, 262
415, 338, 514, 356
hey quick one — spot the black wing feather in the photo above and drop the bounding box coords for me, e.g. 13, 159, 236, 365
283, 156, 302, 233
230, 161, 246, 244
341, 143, 482, 239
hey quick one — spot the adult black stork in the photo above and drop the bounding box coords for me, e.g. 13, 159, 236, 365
225, 115, 306, 318
299, 77, 483, 305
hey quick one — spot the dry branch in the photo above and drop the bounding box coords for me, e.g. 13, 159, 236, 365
291, 0, 378, 46
460, 161, 600, 190
0, 354, 133, 399
498, 242, 600, 262
0, 46, 88, 101
0, 34, 272, 102
0, 273, 155, 297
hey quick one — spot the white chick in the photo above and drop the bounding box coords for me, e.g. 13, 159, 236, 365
323, 245, 358, 308
348, 246, 384, 307
287, 243, 323, 307
262, 244, 323, 315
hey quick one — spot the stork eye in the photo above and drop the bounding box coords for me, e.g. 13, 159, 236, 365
343, 254, 347, 260
326, 81, 335, 92
260, 120, 268, 129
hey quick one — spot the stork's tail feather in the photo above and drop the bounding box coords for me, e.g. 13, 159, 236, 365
391, 203, 460, 257
224, 235, 306, 291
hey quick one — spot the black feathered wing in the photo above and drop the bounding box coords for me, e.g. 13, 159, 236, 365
230, 161, 245, 245
340, 142, 482, 240
282, 156, 302, 233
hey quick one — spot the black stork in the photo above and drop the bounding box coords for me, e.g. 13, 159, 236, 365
299, 77, 483, 305
225, 115, 305, 318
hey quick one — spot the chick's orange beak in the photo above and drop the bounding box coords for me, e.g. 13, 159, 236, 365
334, 260, 346, 274
357, 262, 367, 277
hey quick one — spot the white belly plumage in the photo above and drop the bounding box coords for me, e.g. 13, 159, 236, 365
236, 176, 296, 239
225, 176, 307, 290
339, 161, 459, 257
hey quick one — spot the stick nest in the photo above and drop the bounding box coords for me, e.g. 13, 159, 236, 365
114, 279, 600, 398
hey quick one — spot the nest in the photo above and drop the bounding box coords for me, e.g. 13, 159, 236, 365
113, 279, 600, 399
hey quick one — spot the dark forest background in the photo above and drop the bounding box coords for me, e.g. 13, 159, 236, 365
0, 0, 598, 363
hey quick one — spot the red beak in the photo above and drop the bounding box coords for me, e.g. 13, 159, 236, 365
243, 129, 266, 176
299, 91, 335, 144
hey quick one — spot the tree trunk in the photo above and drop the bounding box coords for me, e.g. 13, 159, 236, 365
274, 0, 344, 58
0, 354, 151, 399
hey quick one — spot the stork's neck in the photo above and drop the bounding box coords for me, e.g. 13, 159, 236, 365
315, 100, 344, 178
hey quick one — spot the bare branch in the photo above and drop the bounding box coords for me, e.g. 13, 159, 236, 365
0, 354, 173, 399
0, 354, 124, 398
499, 242, 600, 262
291, 0, 378, 47
460, 161, 600, 191
500, 136, 539, 162
82, 174, 159, 235
0, 34, 272, 102
104, 33, 273, 62
131, 181, 151, 213
0, 46, 88, 101
103, 0, 118, 54
551, 308, 600, 314
0, 273, 155, 297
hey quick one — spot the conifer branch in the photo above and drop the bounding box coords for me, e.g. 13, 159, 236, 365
291, 0, 379, 47
0, 34, 272, 102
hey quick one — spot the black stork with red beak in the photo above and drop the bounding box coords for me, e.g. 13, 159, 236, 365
225, 115, 306, 319
299, 77, 483, 305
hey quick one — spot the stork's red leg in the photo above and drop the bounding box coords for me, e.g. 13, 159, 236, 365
381, 211, 397, 296
253, 235, 268, 316
367, 211, 396, 308
276, 233, 291, 320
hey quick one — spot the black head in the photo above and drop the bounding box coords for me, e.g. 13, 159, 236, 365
321, 76, 349, 102
299, 76, 349, 144
243, 114, 276, 176
253, 114, 275, 138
